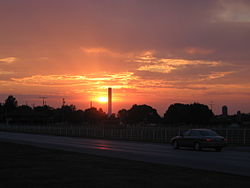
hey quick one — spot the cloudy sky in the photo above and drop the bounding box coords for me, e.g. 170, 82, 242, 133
0, 0, 250, 115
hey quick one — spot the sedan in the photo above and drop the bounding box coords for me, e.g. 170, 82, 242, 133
171, 129, 227, 152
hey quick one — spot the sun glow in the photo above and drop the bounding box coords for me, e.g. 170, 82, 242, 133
97, 96, 108, 103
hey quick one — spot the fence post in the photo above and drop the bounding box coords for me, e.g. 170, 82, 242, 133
243, 128, 246, 145
130, 128, 133, 139
152, 129, 155, 141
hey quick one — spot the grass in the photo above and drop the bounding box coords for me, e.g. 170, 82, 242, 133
0, 141, 250, 188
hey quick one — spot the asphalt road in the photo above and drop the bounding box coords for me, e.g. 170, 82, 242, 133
1, 131, 250, 177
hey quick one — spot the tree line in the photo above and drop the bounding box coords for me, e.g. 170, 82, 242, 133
0, 95, 249, 127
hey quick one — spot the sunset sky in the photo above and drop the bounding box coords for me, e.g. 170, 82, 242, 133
0, 0, 250, 115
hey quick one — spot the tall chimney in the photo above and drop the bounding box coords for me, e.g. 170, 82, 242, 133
108, 87, 112, 117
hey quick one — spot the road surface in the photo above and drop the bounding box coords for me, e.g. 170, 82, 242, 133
0, 131, 250, 177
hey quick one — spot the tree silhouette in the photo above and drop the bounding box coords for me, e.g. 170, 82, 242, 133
57, 104, 84, 124
18, 105, 32, 113
164, 103, 189, 124
117, 109, 128, 124
125, 104, 161, 125
164, 103, 214, 125
84, 107, 106, 125
4, 95, 18, 112
0, 95, 222, 127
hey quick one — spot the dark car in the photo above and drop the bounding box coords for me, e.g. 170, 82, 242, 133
171, 129, 227, 152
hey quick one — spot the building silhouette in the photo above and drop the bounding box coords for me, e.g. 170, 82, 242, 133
222, 105, 228, 117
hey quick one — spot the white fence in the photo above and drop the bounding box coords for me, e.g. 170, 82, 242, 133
0, 124, 250, 145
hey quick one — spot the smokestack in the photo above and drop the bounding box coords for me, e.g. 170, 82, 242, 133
108, 87, 112, 117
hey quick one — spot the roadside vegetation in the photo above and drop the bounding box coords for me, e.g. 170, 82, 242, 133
1, 95, 250, 127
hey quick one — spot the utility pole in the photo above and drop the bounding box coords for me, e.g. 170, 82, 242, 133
62, 98, 66, 107
39, 97, 47, 106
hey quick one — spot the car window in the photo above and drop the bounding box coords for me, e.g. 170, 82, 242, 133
199, 130, 218, 136
190, 130, 200, 136
183, 130, 190, 136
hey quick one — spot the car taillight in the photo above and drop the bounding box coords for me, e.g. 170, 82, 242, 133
205, 138, 212, 142
224, 138, 227, 142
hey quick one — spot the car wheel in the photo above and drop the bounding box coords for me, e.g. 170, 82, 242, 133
215, 147, 222, 152
194, 142, 202, 151
173, 140, 179, 149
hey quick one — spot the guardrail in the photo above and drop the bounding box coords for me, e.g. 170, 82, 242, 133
0, 124, 250, 145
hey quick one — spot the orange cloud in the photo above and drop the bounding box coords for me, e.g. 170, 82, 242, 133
9, 72, 139, 102
138, 64, 176, 73
0, 57, 17, 64
0, 69, 14, 75
185, 47, 214, 55
136, 55, 220, 74
206, 71, 234, 80
81, 47, 124, 58
133, 50, 157, 63
11, 72, 136, 88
